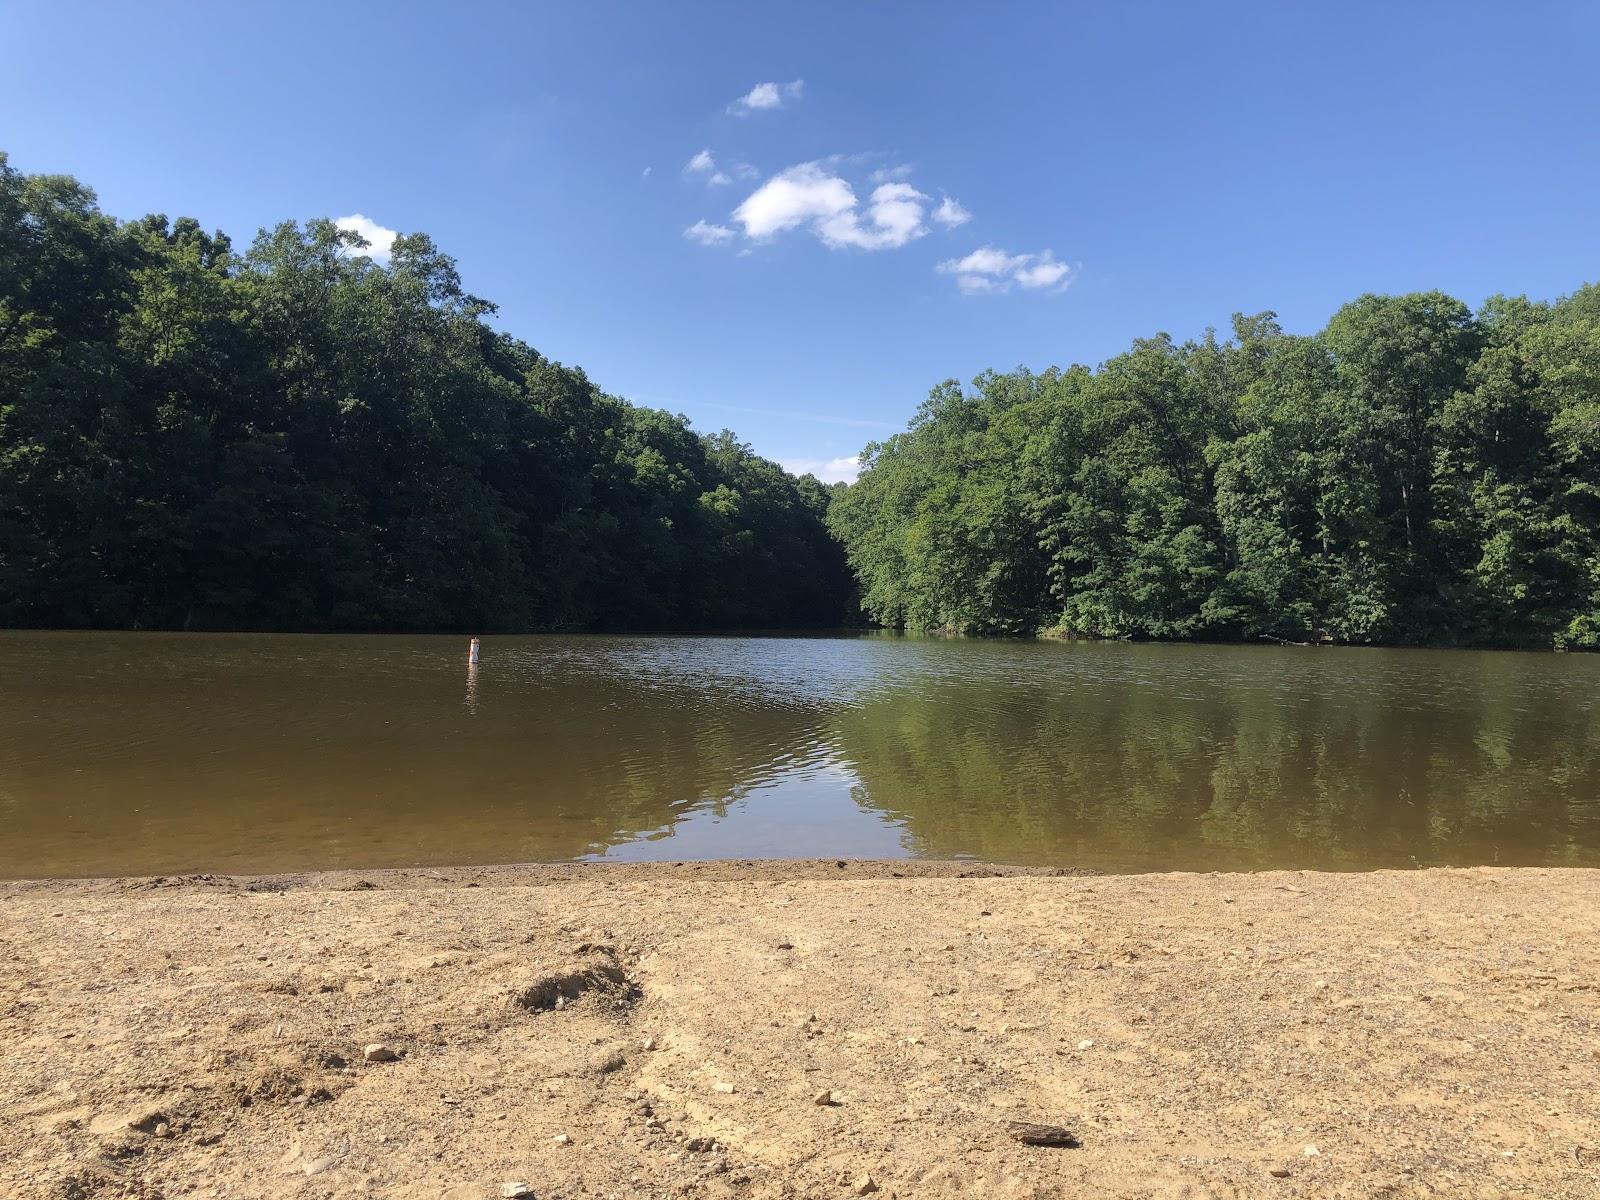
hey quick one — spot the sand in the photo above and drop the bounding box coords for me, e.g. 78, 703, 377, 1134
2, 861, 1598, 1199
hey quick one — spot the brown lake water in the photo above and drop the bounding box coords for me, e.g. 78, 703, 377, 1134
2, 631, 1598, 878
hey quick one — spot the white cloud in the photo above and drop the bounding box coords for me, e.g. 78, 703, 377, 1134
943, 273, 987, 296
1014, 257, 1072, 289
779, 455, 860, 484
940, 246, 1026, 275
642, 166, 653, 177
819, 182, 928, 250
731, 79, 804, 114
937, 245, 1073, 295
733, 163, 856, 240
870, 164, 915, 184
684, 219, 736, 246
334, 214, 398, 261
932, 196, 972, 228
688, 151, 749, 189
732, 164, 931, 251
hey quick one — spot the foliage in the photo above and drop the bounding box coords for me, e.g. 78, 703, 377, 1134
831, 289, 1600, 649
0, 155, 852, 631
7, 154, 1596, 648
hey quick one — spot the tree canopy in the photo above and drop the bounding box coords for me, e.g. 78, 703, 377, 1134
6, 153, 1597, 649
0, 154, 853, 632
830, 288, 1600, 649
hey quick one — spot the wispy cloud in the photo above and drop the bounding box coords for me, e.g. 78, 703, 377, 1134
932, 196, 972, 228
334, 214, 398, 261
687, 150, 754, 189
779, 455, 861, 484
942, 246, 1028, 277
1014, 257, 1072, 289
731, 164, 933, 251
682, 157, 1064, 289
684, 219, 736, 246
731, 79, 804, 114
937, 245, 1073, 294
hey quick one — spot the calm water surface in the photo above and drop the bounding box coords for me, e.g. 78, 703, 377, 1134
2, 632, 1598, 877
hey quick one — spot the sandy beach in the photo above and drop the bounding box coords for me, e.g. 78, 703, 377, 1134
3, 861, 1598, 1199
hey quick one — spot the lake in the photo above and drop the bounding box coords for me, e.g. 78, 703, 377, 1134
2, 631, 1598, 878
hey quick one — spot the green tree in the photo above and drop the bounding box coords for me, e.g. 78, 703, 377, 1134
835, 284, 1599, 650
0, 156, 853, 633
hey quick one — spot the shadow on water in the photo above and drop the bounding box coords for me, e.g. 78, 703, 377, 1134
0, 632, 1597, 876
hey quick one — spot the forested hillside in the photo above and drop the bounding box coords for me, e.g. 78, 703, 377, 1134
830, 288, 1600, 648
6, 155, 1598, 648
0, 155, 852, 631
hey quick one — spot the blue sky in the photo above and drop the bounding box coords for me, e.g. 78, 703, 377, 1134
3, 2, 1597, 481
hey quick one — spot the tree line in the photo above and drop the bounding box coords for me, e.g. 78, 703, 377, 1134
6, 153, 1597, 648
829, 285, 1600, 649
0, 154, 853, 632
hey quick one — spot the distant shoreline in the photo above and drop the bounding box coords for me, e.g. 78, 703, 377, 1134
2, 624, 1590, 652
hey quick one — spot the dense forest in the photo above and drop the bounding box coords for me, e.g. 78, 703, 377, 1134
831, 286, 1600, 649
0, 154, 853, 631
5, 155, 1598, 648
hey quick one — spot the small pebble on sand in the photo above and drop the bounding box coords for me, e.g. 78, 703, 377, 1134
714, 1081, 737, 1094
362, 1043, 399, 1063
